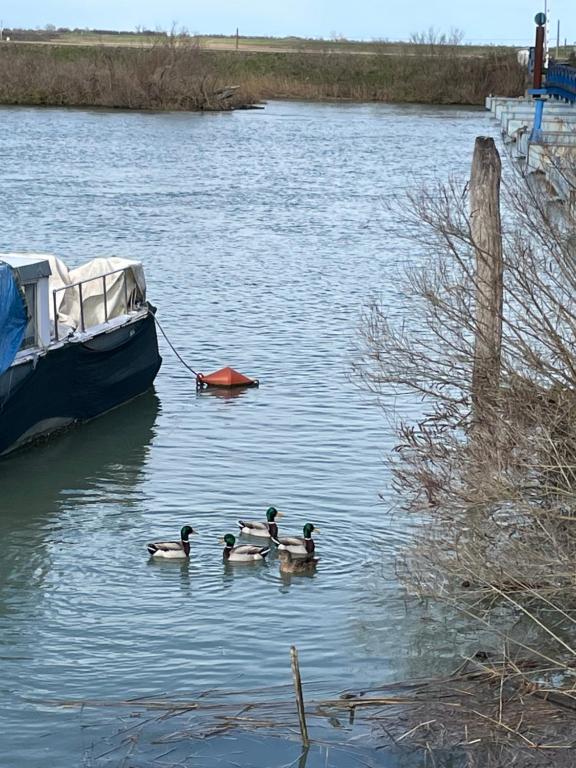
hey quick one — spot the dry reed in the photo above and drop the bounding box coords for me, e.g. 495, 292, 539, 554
0, 43, 525, 110
44, 659, 576, 766
0, 39, 254, 110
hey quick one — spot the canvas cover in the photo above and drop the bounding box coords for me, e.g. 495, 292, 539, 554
48, 256, 146, 331
0, 261, 27, 375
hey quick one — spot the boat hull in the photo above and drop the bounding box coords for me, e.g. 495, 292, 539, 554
0, 312, 162, 455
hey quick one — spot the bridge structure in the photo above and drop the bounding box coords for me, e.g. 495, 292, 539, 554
486, 23, 576, 208
542, 64, 576, 104
528, 63, 576, 143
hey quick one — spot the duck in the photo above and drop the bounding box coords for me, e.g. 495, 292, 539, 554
237, 506, 282, 538
221, 533, 270, 562
147, 525, 197, 559
278, 549, 318, 574
272, 523, 318, 556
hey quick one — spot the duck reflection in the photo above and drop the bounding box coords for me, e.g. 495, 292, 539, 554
148, 557, 193, 598
221, 560, 270, 588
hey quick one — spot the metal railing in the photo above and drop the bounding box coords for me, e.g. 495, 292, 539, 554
544, 64, 576, 102
52, 266, 134, 342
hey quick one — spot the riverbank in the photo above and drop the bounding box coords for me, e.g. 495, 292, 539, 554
0, 42, 525, 110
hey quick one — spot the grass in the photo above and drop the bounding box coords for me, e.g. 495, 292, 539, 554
211, 49, 525, 104
5, 28, 523, 57
0, 40, 526, 110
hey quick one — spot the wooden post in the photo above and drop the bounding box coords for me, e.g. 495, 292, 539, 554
290, 645, 309, 746
297, 747, 310, 768
470, 136, 503, 428
235, 27, 239, 51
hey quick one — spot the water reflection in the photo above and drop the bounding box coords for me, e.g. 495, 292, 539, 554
222, 560, 270, 587
147, 558, 193, 597
279, 568, 318, 587
0, 390, 159, 514
0, 392, 159, 617
197, 384, 255, 401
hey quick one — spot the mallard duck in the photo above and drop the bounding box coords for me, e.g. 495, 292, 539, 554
237, 506, 282, 538
147, 525, 197, 559
272, 523, 318, 556
278, 549, 318, 573
221, 533, 269, 562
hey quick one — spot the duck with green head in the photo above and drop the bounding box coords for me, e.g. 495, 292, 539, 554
147, 526, 197, 559
221, 533, 269, 562
272, 523, 318, 556
237, 506, 282, 539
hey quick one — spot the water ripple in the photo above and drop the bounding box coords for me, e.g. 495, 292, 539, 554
0, 100, 494, 766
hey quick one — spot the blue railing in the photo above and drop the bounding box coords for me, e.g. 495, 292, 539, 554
544, 64, 576, 102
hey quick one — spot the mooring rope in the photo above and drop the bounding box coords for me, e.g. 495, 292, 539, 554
153, 313, 201, 380
153, 311, 257, 391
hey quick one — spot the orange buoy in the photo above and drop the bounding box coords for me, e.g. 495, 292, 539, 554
197, 366, 259, 389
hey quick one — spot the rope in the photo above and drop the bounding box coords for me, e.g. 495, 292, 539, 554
153, 314, 201, 380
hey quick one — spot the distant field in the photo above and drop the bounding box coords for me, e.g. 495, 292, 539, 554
3, 29, 521, 58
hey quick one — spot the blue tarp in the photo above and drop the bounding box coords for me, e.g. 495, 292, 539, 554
0, 261, 28, 376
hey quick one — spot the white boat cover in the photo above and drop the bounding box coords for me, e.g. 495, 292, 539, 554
47, 256, 147, 331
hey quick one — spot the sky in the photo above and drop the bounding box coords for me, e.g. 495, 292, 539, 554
4, 1, 576, 46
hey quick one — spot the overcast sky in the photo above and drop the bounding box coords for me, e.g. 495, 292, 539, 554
5, 1, 575, 45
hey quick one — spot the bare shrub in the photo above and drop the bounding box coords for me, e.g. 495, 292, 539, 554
410, 26, 466, 52
0, 37, 254, 110
355, 147, 576, 724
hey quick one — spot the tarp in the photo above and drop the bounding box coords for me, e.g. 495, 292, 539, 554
47, 256, 146, 331
0, 261, 27, 376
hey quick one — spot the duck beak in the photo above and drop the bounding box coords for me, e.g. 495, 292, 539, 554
191, 529, 198, 534
276, 512, 284, 519
218, 538, 226, 545
314, 527, 321, 533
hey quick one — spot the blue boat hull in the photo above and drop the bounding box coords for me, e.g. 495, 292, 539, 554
0, 312, 162, 455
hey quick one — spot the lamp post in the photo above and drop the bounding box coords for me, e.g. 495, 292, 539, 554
544, 0, 548, 58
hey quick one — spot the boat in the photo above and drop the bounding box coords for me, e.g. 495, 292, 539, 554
0, 253, 162, 456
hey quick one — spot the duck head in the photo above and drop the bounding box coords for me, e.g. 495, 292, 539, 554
303, 523, 319, 539
266, 506, 282, 522
222, 533, 236, 548
180, 525, 197, 542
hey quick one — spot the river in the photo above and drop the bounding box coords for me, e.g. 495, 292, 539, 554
0, 101, 492, 767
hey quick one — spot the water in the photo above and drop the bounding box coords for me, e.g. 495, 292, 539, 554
0, 101, 492, 767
